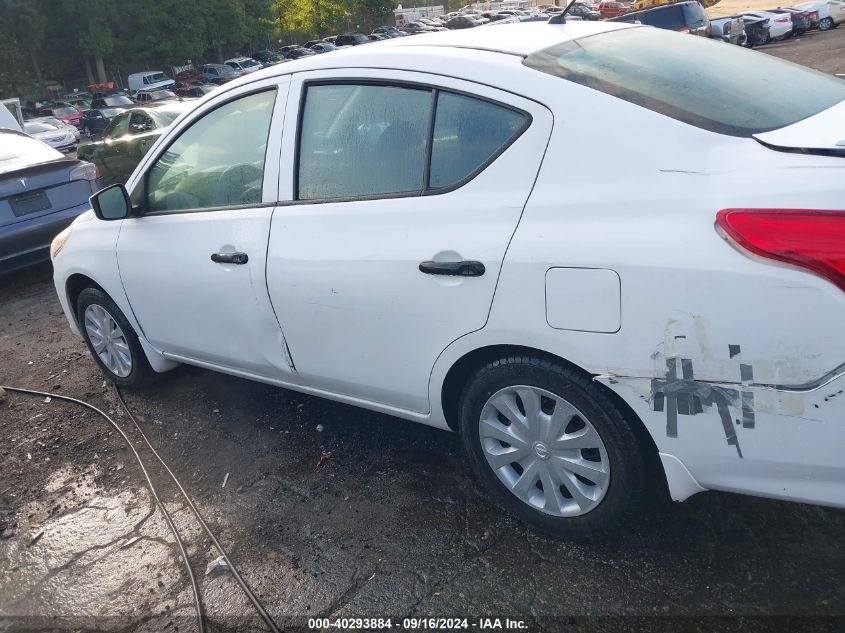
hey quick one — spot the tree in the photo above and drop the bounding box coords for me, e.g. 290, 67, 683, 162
355, 0, 393, 31
0, 0, 48, 96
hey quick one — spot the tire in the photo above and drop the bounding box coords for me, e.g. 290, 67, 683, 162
819, 17, 833, 30
459, 355, 646, 540
76, 287, 154, 387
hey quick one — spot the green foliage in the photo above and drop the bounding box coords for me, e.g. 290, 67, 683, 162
0, 0, 398, 99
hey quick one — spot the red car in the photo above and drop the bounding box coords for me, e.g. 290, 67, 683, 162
174, 68, 204, 83
38, 104, 83, 128
598, 1, 630, 18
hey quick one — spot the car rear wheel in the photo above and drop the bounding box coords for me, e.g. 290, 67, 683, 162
459, 355, 645, 539
819, 17, 833, 30
76, 287, 154, 386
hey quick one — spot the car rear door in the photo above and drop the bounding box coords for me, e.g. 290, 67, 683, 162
116, 77, 294, 379
265, 69, 553, 413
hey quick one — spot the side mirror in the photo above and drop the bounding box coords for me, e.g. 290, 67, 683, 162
90, 184, 131, 221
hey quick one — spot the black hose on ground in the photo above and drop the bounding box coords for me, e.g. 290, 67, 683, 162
0, 385, 207, 633
114, 387, 282, 633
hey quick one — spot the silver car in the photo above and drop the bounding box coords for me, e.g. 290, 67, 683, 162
23, 120, 78, 152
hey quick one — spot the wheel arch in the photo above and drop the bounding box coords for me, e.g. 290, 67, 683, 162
64, 271, 178, 374
66, 273, 107, 328
439, 343, 669, 500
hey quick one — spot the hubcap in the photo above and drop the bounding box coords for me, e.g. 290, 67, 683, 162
479, 386, 610, 517
84, 304, 132, 378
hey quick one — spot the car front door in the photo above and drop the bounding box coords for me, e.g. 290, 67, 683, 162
116, 78, 295, 380
265, 70, 552, 413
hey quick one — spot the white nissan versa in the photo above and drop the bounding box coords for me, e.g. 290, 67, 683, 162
52, 22, 845, 538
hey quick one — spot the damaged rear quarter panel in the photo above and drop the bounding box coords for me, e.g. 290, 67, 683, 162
485, 117, 845, 508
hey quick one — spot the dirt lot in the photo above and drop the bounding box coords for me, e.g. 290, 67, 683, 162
2, 33, 845, 633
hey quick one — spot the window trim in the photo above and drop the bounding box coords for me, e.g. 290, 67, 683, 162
293, 78, 532, 205
139, 86, 278, 217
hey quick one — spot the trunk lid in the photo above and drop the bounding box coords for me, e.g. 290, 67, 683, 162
753, 99, 845, 155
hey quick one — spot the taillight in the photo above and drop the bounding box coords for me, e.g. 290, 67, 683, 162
717, 209, 845, 292
68, 161, 99, 181
677, 25, 690, 32
775, 16, 789, 22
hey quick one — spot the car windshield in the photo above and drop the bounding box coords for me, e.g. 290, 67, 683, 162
242, 59, 260, 67
52, 106, 79, 116
104, 95, 134, 106
150, 90, 175, 99
523, 27, 845, 136
100, 107, 123, 117
147, 72, 169, 83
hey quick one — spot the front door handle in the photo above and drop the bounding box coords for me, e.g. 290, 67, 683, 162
419, 260, 485, 277
211, 252, 249, 265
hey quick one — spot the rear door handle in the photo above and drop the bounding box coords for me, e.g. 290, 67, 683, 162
211, 252, 249, 265
418, 260, 485, 277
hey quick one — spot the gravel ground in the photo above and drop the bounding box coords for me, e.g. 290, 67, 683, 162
2, 33, 845, 633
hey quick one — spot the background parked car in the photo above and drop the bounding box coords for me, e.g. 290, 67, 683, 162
403, 21, 438, 34
201, 63, 240, 84
308, 42, 337, 53
569, 3, 602, 19
92, 94, 135, 110
446, 15, 480, 28
134, 89, 178, 105
23, 120, 78, 152
609, 1, 711, 36
128, 71, 174, 93
174, 83, 218, 98
283, 47, 316, 59
81, 108, 125, 139
252, 50, 284, 65
37, 104, 83, 129
30, 116, 81, 141
742, 15, 772, 45
710, 15, 746, 44
742, 10, 794, 39
372, 26, 407, 37
792, 0, 845, 29
225, 57, 263, 73
174, 68, 204, 83
0, 129, 98, 273
77, 103, 192, 186
766, 7, 813, 34
598, 1, 631, 18
335, 33, 370, 45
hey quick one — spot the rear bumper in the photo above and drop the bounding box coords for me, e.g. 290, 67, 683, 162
603, 369, 845, 509
0, 201, 90, 275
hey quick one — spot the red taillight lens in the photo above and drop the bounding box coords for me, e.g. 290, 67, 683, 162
775, 16, 789, 21
717, 209, 845, 292
677, 25, 690, 32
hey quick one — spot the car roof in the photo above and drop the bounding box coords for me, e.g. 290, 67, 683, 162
332, 22, 630, 58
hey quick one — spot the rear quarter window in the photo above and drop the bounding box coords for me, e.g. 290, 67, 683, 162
523, 27, 845, 136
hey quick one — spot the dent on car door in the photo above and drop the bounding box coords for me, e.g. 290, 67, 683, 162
117, 82, 293, 378
266, 72, 553, 413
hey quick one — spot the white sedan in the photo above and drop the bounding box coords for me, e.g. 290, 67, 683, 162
742, 10, 794, 39
23, 120, 78, 152
51, 22, 845, 538
794, 0, 845, 29
31, 116, 82, 141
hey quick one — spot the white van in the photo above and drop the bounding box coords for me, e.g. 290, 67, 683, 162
127, 71, 175, 94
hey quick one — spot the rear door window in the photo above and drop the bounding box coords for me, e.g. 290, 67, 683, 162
297, 84, 431, 199
523, 27, 845, 136
429, 92, 528, 190
296, 82, 530, 200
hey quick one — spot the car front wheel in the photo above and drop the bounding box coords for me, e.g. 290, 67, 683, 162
459, 355, 645, 539
76, 287, 154, 386
819, 17, 833, 30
